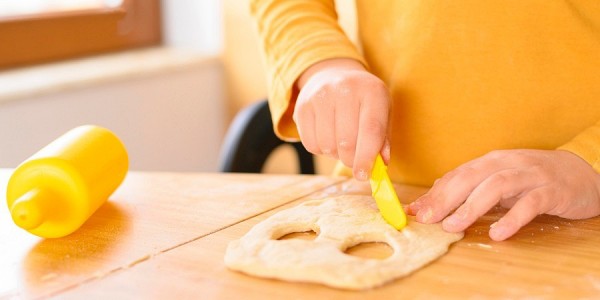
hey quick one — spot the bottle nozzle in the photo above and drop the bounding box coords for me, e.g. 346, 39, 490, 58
10, 189, 47, 230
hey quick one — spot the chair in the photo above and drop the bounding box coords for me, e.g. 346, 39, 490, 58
218, 100, 315, 174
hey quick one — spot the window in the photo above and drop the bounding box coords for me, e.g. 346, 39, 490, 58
0, 0, 162, 69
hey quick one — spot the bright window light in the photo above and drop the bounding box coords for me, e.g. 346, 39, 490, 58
0, 0, 124, 18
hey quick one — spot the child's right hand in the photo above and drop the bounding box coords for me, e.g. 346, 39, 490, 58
294, 58, 391, 180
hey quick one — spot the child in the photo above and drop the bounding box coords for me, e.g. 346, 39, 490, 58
250, 0, 600, 240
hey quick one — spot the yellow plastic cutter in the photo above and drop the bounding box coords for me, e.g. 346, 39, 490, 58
370, 154, 407, 230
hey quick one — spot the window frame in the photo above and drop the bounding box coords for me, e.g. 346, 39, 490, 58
0, 0, 162, 70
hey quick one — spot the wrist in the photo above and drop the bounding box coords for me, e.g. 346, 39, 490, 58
296, 58, 366, 89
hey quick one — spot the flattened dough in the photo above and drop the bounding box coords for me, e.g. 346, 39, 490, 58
224, 195, 463, 290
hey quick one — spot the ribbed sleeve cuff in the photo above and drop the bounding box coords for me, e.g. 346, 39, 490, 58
269, 48, 366, 141
251, 0, 366, 141
557, 121, 600, 172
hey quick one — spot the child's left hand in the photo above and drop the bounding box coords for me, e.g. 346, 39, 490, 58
406, 149, 600, 241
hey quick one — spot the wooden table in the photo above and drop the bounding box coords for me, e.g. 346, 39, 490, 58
2, 169, 600, 299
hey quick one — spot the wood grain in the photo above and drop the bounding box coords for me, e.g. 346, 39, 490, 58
55, 180, 600, 299
4, 168, 600, 299
0, 169, 344, 299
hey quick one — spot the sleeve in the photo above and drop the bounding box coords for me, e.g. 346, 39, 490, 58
557, 121, 600, 172
250, 0, 366, 141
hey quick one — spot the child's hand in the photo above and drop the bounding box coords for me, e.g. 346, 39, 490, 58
294, 58, 391, 180
406, 149, 600, 241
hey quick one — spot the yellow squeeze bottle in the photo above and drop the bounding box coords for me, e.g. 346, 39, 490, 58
6, 125, 128, 238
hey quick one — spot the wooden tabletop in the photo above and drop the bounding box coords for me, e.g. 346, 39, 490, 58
2, 169, 600, 299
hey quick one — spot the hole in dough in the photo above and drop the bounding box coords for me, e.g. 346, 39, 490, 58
344, 242, 394, 260
301, 200, 322, 206
277, 230, 318, 241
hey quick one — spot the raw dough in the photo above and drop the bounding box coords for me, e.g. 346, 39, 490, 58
224, 195, 463, 290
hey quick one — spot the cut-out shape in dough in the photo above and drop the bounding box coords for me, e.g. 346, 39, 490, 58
278, 230, 318, 241
224, 195, 463, 290
344, 242, 393, 260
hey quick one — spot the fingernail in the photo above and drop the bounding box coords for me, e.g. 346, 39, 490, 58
322, 149, 338, 159
407, 199, 424, 214
355, 169, 368, 181
338, 139, 350, 149
489, 222, 507, 241
418, 207, 433, 223
382, 141, 391, 162
443, 214, 460, 228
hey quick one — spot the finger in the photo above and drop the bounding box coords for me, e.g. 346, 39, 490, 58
406, 195, 426, 216
314, 96, 337, 158
442, 169, 536, 232
380, 138, 391, 164
353, 91, 389, 181
293, 103, 320, 155
423, 157, 510, 223
488, 187, 553, 241
407, 183, 437, 216
499, 197, 519, 209
410, 192, 436, 222
335, 97, 359, 167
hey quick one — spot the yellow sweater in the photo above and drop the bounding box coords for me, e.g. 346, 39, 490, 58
251, 0, 600, 186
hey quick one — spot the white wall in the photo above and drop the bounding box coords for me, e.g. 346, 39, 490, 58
0, 1, 228, 172
0, 60, 227, 171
